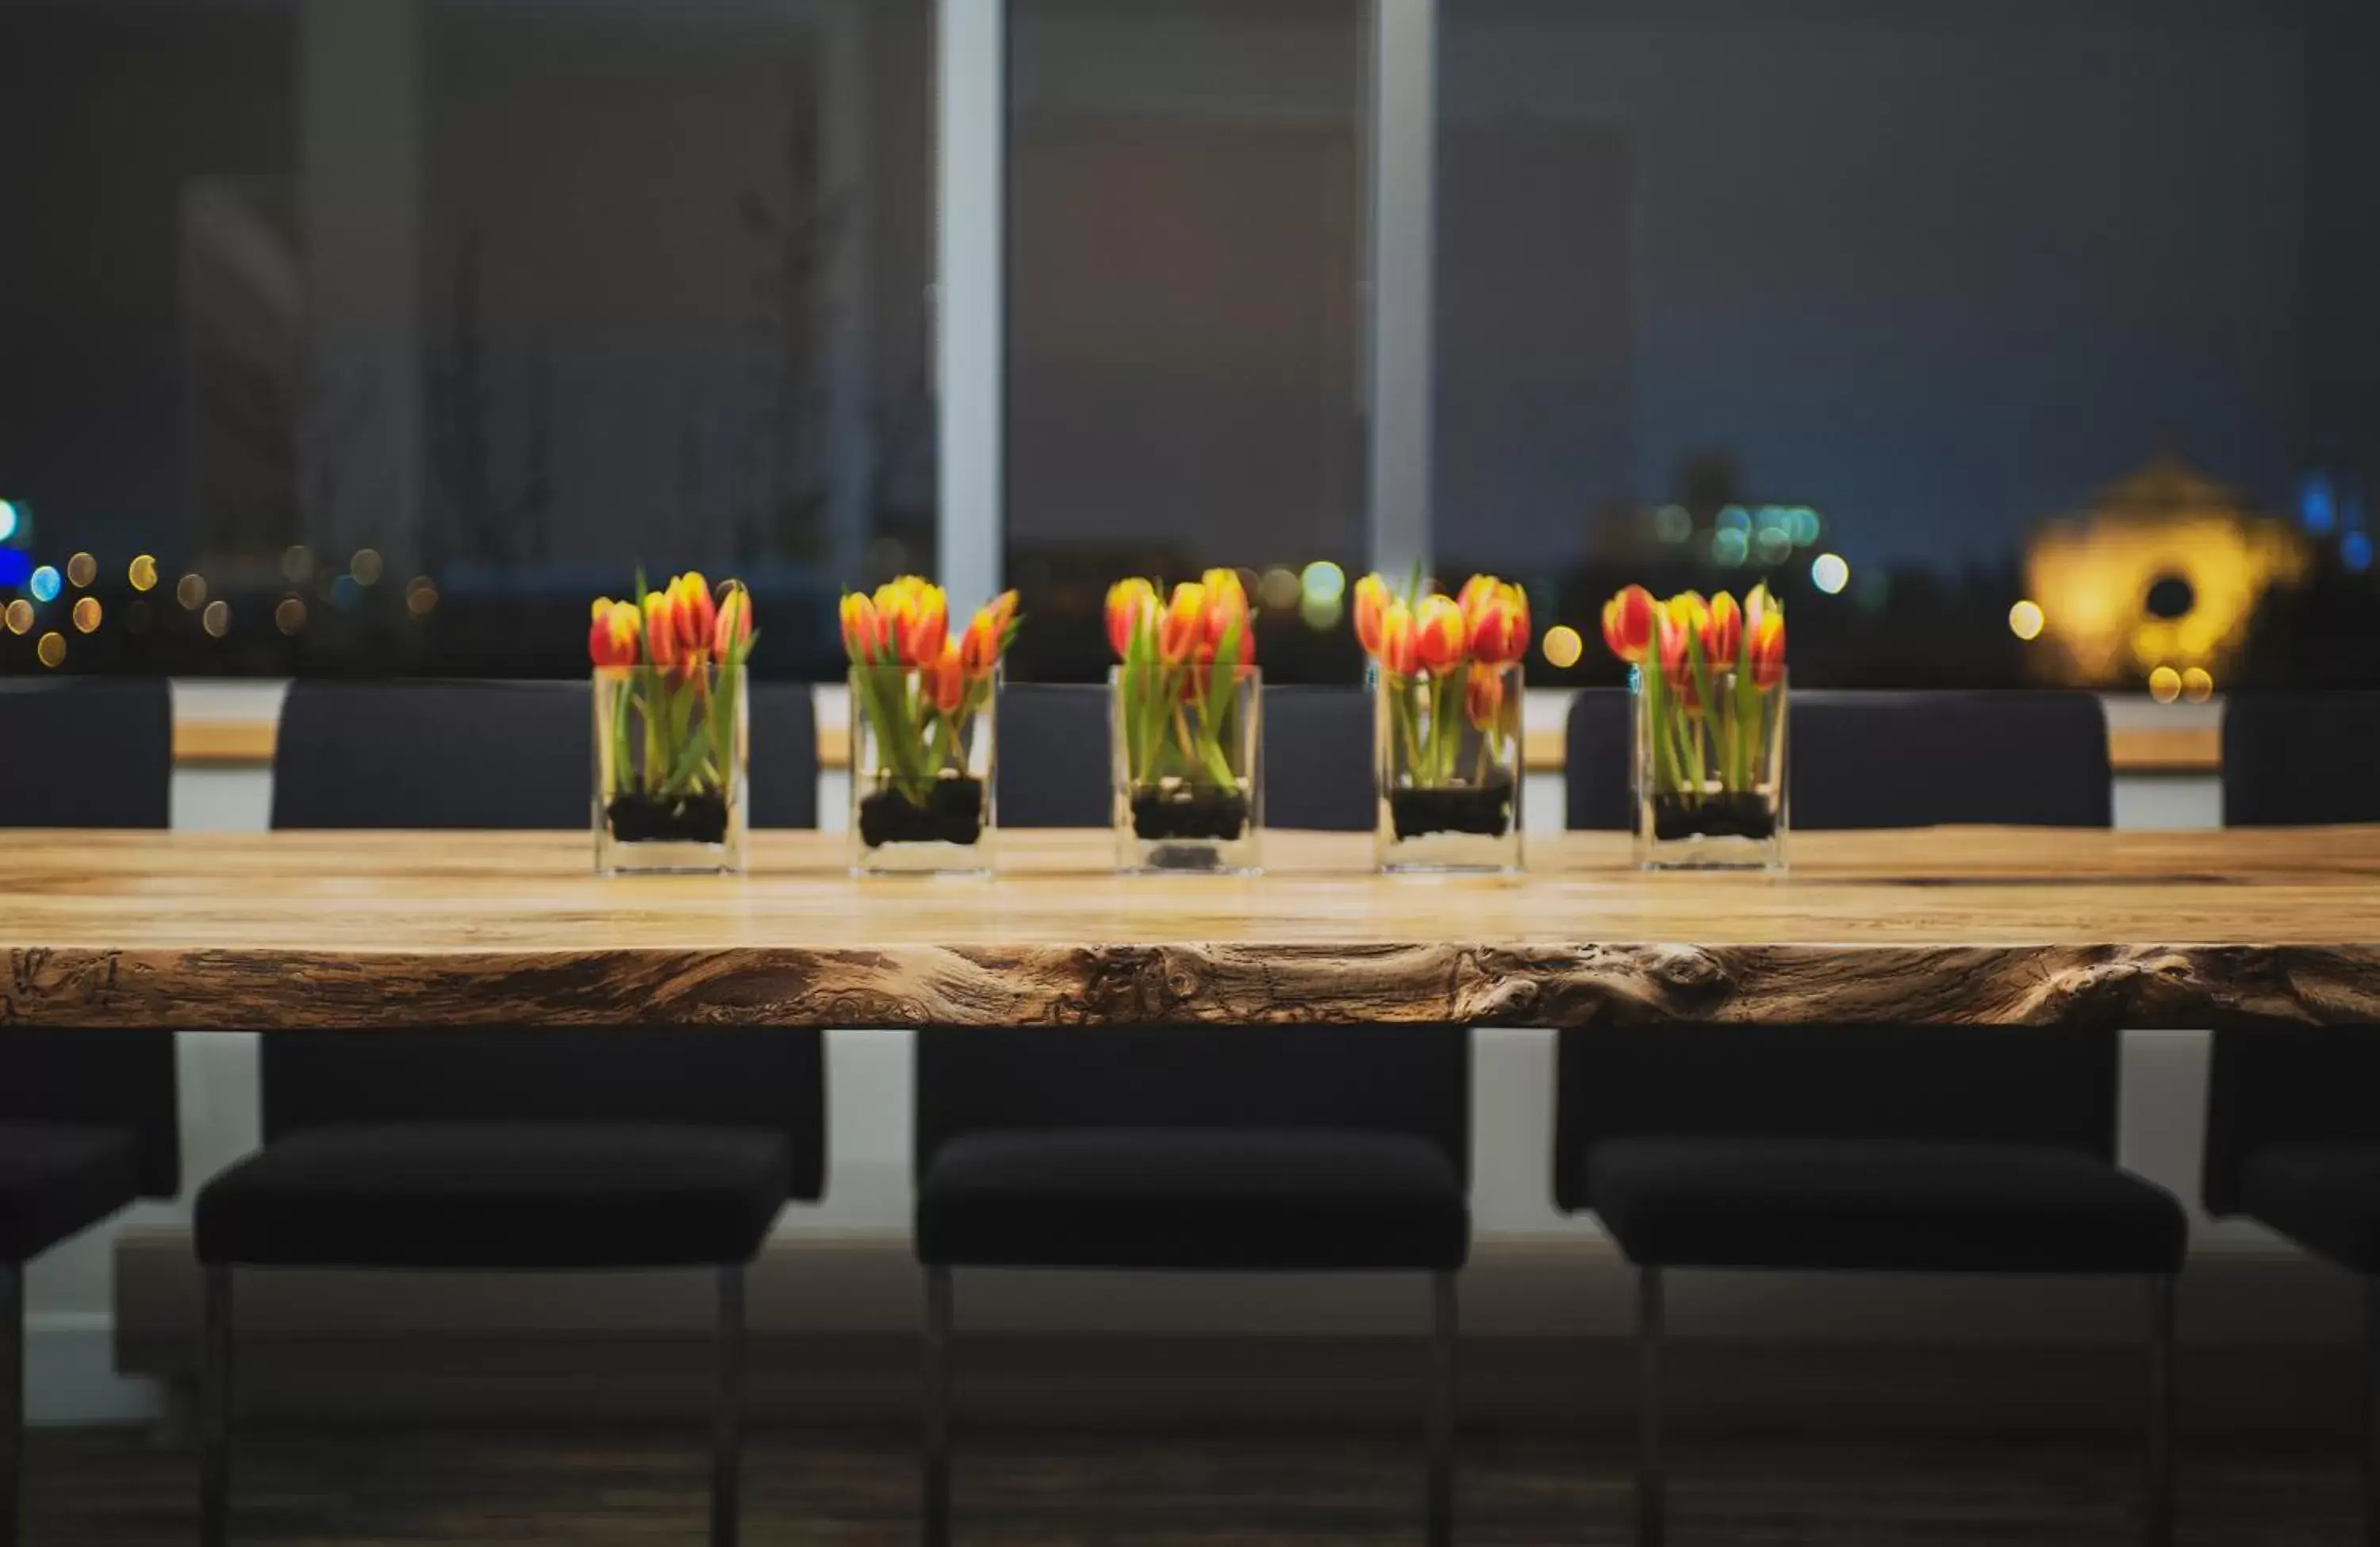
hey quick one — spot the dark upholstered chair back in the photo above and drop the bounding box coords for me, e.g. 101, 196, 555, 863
916, 1025, 1470, 1187
0, 678, 174, 827
267, 680, 824, 1200
1557, 688, 2117, 1211
2221, 691, 2380, 827
1264, 685, 1372, 831
2205, 708, 2380, 1212
995, 683, 1109, 828
1564, 687, 2111, 831
749, 681, 820, 828
0, 679, 180, 1196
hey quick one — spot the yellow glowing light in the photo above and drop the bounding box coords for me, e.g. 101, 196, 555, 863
71, 596, 101, 633
176, 574, 207, 610
351, 548, 384, 585
405, 577, 439, 617
1810, 552, 1850, 594
201, 600, 229, 639
2008, 600, 2044, 641
66, 552, 96, 588
1299, 560, 1345, 605
275, 596, 306, 635
2148, 666, 2182, 703
128, 555, 158, 592
1543, 624, 1584, 670
4, 600, 32, 635
36, 631, 65, 669
1256, 566, 1300, 610
2181, 666, 2214, 702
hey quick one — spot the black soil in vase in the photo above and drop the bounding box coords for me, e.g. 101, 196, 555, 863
1131, 785, 1249, 842
606, 790, 730, 846
1650, 792, 1776, 843
858, 777, 985, 849
1388, 774, 1514, 840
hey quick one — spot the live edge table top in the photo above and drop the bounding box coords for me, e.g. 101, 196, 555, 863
2, 827, 2378, 1031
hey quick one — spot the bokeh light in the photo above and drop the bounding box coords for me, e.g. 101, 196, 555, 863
29, 565, 61, 603
0, 500, 17, 543
71, 596, 101, 633
129, 554, 158, 592
2008, 599, 2045, 641
1257, 566, 1300, 610
1542, 624, 1583, 670
4, 599, 33, 635
1711, 528, 1749, 566
405, 577, 440, 617
2148, 665, 2182, 703
202, 600, 230, 638
275, 595, 307, 635
281, 545, 313, 585
66, 551, 95, 588
176, 574, 207, 610
1810, 553, 1850, 594
1652, 505, 1692, 543
351, 547, 384, 585
36, 631, 65, 668
2181, 666, 2214, 702
1298, 560, 1345, 606
1298, 590, 1343, 631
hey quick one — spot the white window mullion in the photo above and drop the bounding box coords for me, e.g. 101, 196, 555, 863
935, 0, 1005, 611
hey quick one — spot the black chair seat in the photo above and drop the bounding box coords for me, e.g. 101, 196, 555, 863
0, 1123, 143, 1264
2238, 1142, 2380, 1273
196, 1123, 793, 1270
1586, 1137, 2186, 1275
917, 1127, 1468, 1271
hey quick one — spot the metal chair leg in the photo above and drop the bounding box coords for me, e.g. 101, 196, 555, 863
1637, 1265, 1665, 1547
1427, 1271, 1457, 1547
201, 1266, 232, 1547
2144, 1274, 2176, 1547
923, 1265, 953, 1547
2, 1262, 22, 1547
712, 1265, 746, 1547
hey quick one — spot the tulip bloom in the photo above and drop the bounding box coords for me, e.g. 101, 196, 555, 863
959, 589, 1018, 678
1377, 597, 1419, 677
1702, 590, 1742, 670
589, 598, 641, 668
920, 639, 965, 714
712, 582, 752, 660
1656, 605, 1697, 704
1467, 585, 1529, 666
1749, 610, 1786, 689
1464, 660, 1505, 731
643, 590, 684, 669
1105, 578, 1157, 659
840, 591, 889, 662
670, 571, 717, 656
873, 576, 948, 668
1158, 581, 1208, 664
1352, 574, 1390, 656
1601, 585, 1656, 663
1413, 593, 1466, 674
1201, 568, 1249, 630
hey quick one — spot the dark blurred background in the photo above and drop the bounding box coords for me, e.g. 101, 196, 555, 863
2, 0, 2372, 689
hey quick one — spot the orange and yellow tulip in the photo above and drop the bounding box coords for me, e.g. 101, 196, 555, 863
1201, 568, 1249, 631
1413, 593, 1466, 674
959, 589, 1019, 678
872, 575, 948, 668
1702, 590, 1742, 670
921, 639, 966, 715
1600, 585, 1656, 663
588, 597, 641, 668
840, 590, 889, 662
1353, 574, 1390, 656
1158, 581, 1208, 664
1377, 597, 1418, 677
712, 581, 752, 660
1465, 581, 1529, 666
667, 571, 716, 656
1464, 660, 1505, 731
642, 589, 684, 669
1105, 578, 1157, 659
1656, 605, 1698, 704
1749, 609, 1786, 689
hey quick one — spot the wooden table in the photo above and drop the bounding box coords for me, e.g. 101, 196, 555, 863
2, 828, 2377, 1031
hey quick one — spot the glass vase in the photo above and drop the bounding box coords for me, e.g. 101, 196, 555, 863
850, 663, 997, 876
1374, 660, 1522, 873
1111, 664, 1261, 873
1633, 665, 1787, 870
593, 663, 747, 874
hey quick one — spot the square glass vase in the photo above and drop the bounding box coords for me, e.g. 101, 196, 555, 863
850, 662, 997, 876
1374, 660, 1523, 873
1111, 665, 1261, 874
1632, 665, 1787, 871
593, 663, 747, 874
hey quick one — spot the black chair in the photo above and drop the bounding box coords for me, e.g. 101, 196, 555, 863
1559, 689, 2183, 1547
926, 684, 1466, 1545
195, 680, 825, 1547
2208, 692, 2380, 1542
0, 681, 180, 1547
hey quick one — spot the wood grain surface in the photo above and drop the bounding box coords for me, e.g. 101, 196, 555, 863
2, 827, 2376, 1031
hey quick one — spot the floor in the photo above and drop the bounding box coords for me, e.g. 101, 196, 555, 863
12, 1424, 2364, 1545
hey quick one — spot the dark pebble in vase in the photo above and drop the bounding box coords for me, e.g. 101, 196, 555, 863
858, 777, 985, 849
606, 791, 730, 846
1130, 788, 1248, 842
1650, 793, 1775, 842
1388, 776, 1514, 839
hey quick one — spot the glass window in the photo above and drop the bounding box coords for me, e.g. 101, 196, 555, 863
1004, 0, 1371, 681
0, 0, 935, 679
1439, 0, 2380, 690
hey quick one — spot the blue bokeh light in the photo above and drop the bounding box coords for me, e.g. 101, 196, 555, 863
0, 549, 29, 588
2344, 531, 2374, 574
2300, 474, 2337, 536
29, 564, 61, 603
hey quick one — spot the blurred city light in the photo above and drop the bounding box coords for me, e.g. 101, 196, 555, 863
36, 631, 65, 668
66, 551, 95, 588
1653, 505, 1692, 543
1711, 528, 1749, 566
2008, 599, 2045, 640
281, 546, 313, 585
0, 500, 17, 543
1810, 552, 1849, 594
2345, 531, 2374, 574
1298, 560, 1345, 605
2148, 665, 2182, 703
71, 596, 101, 633
351, 547, 384, 585
276, 596, 307, 635
4, 600, 33, 634
176, 574, 206, 609
202, 600, 230, 638
2300, 474, 2337, 535
1542, 624, 1583, 669
129, 555, 158, 592
1257, 566, 1300, 609
2180, 666, 2214, 701
29, 564, 61, 603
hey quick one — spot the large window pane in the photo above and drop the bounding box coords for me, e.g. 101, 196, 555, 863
1440, 0, 2379, 689
1004, 0, 1369, 681
0, 0, 934, 679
